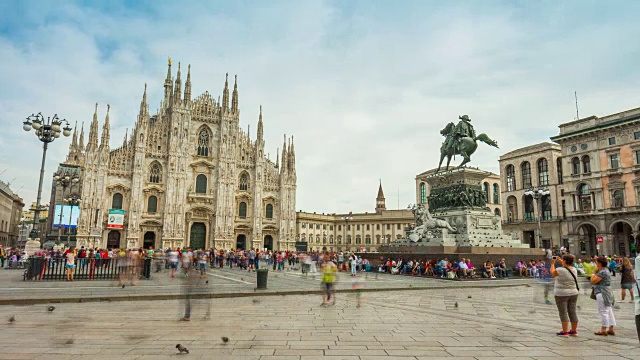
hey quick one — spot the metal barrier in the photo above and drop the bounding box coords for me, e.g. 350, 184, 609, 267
24, 257, 152, 281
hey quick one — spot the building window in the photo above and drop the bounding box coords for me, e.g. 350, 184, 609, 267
571, 157, 580, 175
197, 129, 210, 156
329, 236, 334, 244
579, 184, 592, 211
608, 137, 616, 145
483, 182, 490, 203
337, 235, 342, 244
492, 183, 499, 204
301, 222, 306, 228
112, 193, 123, 209
521, 162, 532, 188
376, 235, 381, 244
634, 131, 640, 140
537, 158, 549, 186
557, 157, 563, 184
346, 235, 352, 244
524, 195, 534, 221
265, 204, 273, 219
420, 182, 427, 204
365, 235, 371, 245
506, 165, 516, 191
316, 235, 320, 244
195, 174, 207, 194
397, 223, 401, 230
347, 224, 350, 231
541, 195, 552, 220
366, 224, 370, 231
494, 208, 501, 217
609, 154, 619, 169
239, 173, 249, 191
338, 225, 341, 231
316, 224, 320, 229
147, 196, 157, 213
386, 224, 390, 230
582, 155, 591, 174
323, 224, 327, 230
357, 224, 360, 230
612, 189, 624, 208
376, 224, 380, 230
149, 163, 161, 183
238, 202, 247, 218
355, 235, 361, 244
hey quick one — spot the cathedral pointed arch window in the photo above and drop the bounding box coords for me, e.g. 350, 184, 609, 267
265, 204, 273, 219
147, 196, 158, 214
197, 128, 210, 157
195, 174, 207, 194
112, 193, 123, 210
239, 202, 247, 218
149, 163, 161, 183
239, 173, 249, 191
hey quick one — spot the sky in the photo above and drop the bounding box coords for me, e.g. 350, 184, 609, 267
1, 0, 640, 214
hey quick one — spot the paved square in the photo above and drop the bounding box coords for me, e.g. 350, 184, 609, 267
1, 285, 638, 359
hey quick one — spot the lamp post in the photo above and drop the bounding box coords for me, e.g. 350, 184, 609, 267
53, 169, 79, 244
341, 212, 353, 252
524, 188, 550, 249
22, 113, 72, 241
64, 196, 81, 247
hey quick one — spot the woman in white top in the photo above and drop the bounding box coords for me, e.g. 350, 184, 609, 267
550, 254, 579, 337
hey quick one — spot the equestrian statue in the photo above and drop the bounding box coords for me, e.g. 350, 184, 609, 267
436, 115, 499, 172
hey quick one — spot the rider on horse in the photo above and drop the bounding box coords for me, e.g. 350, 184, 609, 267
444, 115, 476, 153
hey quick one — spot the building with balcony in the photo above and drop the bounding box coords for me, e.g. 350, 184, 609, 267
0, 180, 24, 247
499, 142, 567, 249
551, 106, 640, 257
296, 183, 414, 252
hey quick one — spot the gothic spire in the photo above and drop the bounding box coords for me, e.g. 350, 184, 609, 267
257, 105, 264, 141
289, 135, 296, 172
71, 121, 78, 149
173, 62, 182, 104
231, 74, 238, 112
164, 57, 173, 105
281, 134, 288, 172
139, 83, 148, 116
79, 121, 85, 151
87, 103, 99, 150
222, 73, 229, 109
123, 128, 128, 147
184, 64, 192, 102
100, 104, 110, 148
276, 148, 279, 168
375, 180, 386, 213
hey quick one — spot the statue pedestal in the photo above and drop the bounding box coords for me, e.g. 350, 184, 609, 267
24, 240, 41, 255
396, 167, 527, 249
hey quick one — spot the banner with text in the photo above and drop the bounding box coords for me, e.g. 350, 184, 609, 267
107, 209, 125, 229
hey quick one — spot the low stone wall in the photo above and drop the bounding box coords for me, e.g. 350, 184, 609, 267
357, 246, 546, 269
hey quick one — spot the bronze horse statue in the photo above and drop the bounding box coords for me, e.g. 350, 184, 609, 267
435, 122, 499, 173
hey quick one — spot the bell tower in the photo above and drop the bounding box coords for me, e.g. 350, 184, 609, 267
375, 180, 386, 213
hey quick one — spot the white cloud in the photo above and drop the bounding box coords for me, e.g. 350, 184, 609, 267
1, 1, 640, 215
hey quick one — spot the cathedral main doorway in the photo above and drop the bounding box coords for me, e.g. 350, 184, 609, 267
264, 235, 273, 251
236, 234, 246, 250
143, 231, 156, 249
190, 223, 206, 250
107, 230, 121, 249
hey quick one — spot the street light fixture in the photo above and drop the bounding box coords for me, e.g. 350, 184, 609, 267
22, 113, 73, 241
53, 169, 80, 245
64, 196, 81, 247
341, 212, 353, 252
524, 187, 550, 249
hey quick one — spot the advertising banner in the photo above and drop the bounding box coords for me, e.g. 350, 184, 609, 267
107, 209, 125, 229
90, 227, 102, 237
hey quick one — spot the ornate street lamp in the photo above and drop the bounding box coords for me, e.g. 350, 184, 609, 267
22, 113, 72, 241
524, 188, 550, 248
63, 196, 81, 247
53, 169, 80, 244
341, 212, 353, 251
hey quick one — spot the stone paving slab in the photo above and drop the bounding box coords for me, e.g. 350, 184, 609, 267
0, 286, 638, 359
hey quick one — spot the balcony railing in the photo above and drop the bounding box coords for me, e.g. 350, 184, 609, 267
502, 216, 564, 225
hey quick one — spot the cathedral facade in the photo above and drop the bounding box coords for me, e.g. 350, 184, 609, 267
65, 60, 297, 251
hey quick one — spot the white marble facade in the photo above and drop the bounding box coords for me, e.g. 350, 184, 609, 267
65, 60, 296, 251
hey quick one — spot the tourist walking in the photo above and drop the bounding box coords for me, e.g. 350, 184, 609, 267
350, 253, 357, 276
550, 254, 579, 336
321, 257, 337, 306
592, 256, 616, 336
634, 252, 640, 342
620, 257, 635, 303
